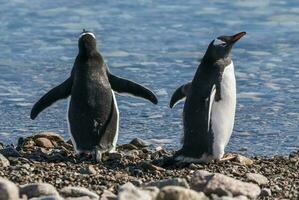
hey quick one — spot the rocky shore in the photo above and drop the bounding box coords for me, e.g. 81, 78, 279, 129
0, 132, 298, 200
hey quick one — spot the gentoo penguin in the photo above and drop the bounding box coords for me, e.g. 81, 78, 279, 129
169, 32, 246, 163
30, 30, 158, 156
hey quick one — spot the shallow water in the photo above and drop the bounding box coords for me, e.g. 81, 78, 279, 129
0, 0, 298, 156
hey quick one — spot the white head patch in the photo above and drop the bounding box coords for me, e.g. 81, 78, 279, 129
79, 32, 96, 39
214, 38, 226, 45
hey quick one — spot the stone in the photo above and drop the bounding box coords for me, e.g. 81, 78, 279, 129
60, 186, 99, 200
100, 190, 117, 200
29, 195, 63, 200
211, 195, 249, 200
118, 144, 138, 150
33, 132, 64, 144
191, 170, 261, 199
118, 182, 152, 200
0, 146, 21, 157
130, 138, 149, 148
65, 197, 91, 200
0, 153, 10, 167
140, 161, 166, 172
79, 165, 97, 175
245, 173, 269, 186
144, 178, 190, 189
260, 188, 271, 197
156, 186, 208, 200
0, 177, 19, 200
234, 155, 253, 166
35, 138, 54, 149
142, 186, 160, 199
20, 183, 59, 198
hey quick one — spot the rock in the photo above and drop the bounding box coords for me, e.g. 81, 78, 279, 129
260, 188, 271, 197
29, 195, 63, 200
79, 165, 97, 175
130, 138, 149, 148
100, 190, 117, 200
118, 144, 138, 150
142, 187, 160, 199
0, 177, 19, 200
156, 186, 208, 200
191, 170, 261, 199
234, 155, 253, 166
118, 182, 152, 200
140, 161, 165, 172
144, 178, 189, 189
245, 173, 269, 186
107, 152, 123, 161
20, 183, 59, 198
33, 132, 64, 144
65, 197, 92, 200
35, 138, 54, 149
211, 195, 249, 200
0, 153, 10, 167
0, 146, 21, 157
60, 186, 99, 200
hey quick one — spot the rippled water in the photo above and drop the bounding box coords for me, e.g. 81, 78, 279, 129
0, 0, 298, 156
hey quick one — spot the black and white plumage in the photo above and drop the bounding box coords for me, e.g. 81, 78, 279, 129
169, 32, 246, 163
30, 30, 158, 154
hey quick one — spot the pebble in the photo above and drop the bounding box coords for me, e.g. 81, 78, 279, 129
0, 177, 19, 200
245, 173, 269, 186
156, 186, 209, 200
20, 183, 59, 199
260, 188, 272, 197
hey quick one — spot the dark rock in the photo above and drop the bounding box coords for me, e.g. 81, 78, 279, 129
0, 147, 21, 157
260, 188, 271, 197
130, 138, 149, 148
140, 161, 165, 172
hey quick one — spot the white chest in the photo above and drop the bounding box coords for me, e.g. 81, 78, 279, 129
210, 61, 236, 159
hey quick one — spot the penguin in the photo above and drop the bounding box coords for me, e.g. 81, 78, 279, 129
30, 30, 158, 155
169, 32, 246, 163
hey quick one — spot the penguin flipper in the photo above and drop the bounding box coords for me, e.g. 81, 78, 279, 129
30, 77, 73, 119
107, 72, 158, 105
169, 82, 191, 108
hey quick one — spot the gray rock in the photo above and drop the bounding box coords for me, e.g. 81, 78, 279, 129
211, 195, 249, 200
245, 173, 269, 186
29, 195, 63, 200
100, 190, 117, 200
142, 186, 160, 199
0, 177, 19, 200
0, 146, 21, 157
60, 186, 99, 200
118, 182, 152, 200
0, 153, 10, 167
65, 197, 91, 200
260, 188, 271, 197
144, 178, 190, 189
20, 183, 59, 199
130, 138, 149, 148
156, 186, 208, 200
191, 170, 261, 199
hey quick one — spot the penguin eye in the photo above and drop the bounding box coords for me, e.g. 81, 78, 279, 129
214, 39, 226, 46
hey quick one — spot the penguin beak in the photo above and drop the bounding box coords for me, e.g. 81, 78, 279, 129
230, 31, 246, 43
217, 31, 246, 46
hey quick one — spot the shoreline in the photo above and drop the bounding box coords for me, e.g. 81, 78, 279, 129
0, 132, 298, 199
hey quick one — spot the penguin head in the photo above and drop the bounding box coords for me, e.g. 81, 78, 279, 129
203, 31, 246, 62
78, 29, 97, 55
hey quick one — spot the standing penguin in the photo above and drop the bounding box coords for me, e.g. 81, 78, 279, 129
30, 30, 158, 155
169, 32, 246, 163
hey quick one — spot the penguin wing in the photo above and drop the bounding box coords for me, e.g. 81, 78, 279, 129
107, 71, 158, 105
169, 82, 191, 108
30, 77, 73, 119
